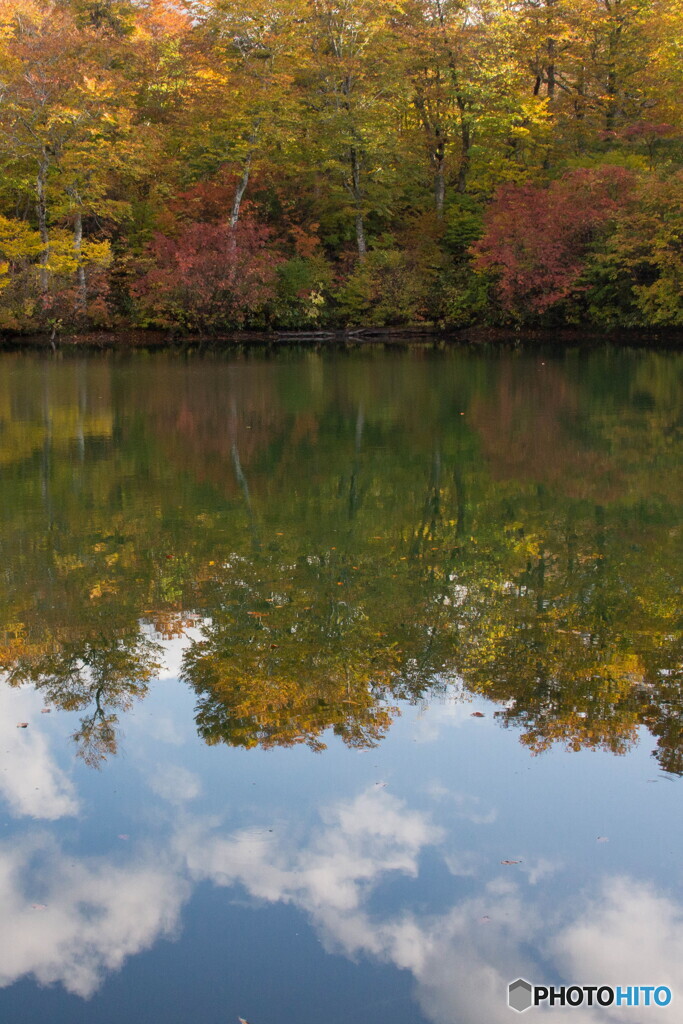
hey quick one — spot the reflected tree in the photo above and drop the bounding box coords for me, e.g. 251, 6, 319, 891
0, 352, 680, 772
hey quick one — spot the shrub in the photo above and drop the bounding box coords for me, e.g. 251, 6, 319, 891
131, 218, 282, 332
472, 167, 637, 320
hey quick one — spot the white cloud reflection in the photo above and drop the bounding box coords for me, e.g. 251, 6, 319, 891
0, 687, 78, 820
0, 832, 188, 997
0, 748, 681, 1023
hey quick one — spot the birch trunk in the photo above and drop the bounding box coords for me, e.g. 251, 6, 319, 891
73, 207, 87, 311
230, 151, 253, 228
350, 147, 367, 260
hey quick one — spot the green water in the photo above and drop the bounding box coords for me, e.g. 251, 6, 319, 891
2, 349, 680, 769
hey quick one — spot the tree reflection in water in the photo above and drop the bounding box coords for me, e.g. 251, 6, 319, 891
0, 350, 680, 770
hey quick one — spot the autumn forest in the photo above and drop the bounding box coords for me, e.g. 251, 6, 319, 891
1, 0, 682, 336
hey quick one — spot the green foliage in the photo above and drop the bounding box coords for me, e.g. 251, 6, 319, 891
272, 256, 334, 329
0, 0, 682, 332
585, 171, 683, 326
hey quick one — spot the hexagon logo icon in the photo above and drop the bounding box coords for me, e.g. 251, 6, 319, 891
508, 978, 533, 1013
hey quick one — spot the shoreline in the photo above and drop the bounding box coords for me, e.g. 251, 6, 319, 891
1, 324, 682, 353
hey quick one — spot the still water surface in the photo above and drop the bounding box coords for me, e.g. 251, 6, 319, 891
0, 348, 681, 1023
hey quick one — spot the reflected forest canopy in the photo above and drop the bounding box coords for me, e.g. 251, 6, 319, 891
0, 351, 681, 772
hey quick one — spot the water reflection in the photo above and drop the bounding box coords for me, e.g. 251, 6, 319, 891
0, 350, 681, 773
0, 687, 78, 819
1, 681, 682, 1022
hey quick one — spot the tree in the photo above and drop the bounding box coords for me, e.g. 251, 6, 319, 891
0, 0, 137, 319
132, 216, 282, 331
473, 165, 636, 317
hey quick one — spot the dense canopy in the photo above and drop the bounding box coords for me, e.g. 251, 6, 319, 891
0, 0, 682, 332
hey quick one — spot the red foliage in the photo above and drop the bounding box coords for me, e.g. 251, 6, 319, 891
473, 167, 636, 314
164, 173, 241, 227
621, 122, 676, 142
132, 218, 282, 330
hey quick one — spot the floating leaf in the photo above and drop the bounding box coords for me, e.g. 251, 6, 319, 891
597, 836, 609, 843
471, 711, 485, 718
501, 859, 522, 865
16, 722, 28, 728
118, 834, 130, 841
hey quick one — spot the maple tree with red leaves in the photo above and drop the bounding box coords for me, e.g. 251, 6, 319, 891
473, 167, 637, 317
132, 219, 283, 332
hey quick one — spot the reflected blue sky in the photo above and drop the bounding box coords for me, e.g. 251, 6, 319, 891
1, 632, 682, 1024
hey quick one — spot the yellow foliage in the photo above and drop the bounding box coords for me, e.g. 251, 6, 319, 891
0, 216, 43, 262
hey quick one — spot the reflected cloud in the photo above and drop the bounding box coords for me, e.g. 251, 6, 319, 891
180, 789, 683, 1024
180, 789, 544, 1022
554, 877, 683, 1022
412, 694, 481, 745
184, 787, 442, 913
425, 783, 497, 825
147, 764, 202, 805
0, 832, 188, 998
0, 772, 681, 1024
0, 688, 78, 820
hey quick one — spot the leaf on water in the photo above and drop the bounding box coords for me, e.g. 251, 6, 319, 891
501, 859, 522, 865
118, 834, 130, 840
238, 1017, 252, 1024
247, 611, 267, 617
597, 836, 609, 843
471, 711, 485, 717
41, 708, 51, 714
31, 904, 47, 910
16, 722, 28, 728
480, 915, 491, 922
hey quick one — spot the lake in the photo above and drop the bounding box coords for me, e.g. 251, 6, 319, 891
0, 346, 681, 1023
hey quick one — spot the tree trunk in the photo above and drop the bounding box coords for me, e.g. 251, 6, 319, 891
433, 137, 446, 218
36, 154, 50, 294
456, 105, 471, 194
230, 151, 253, 228
73, 207, 87, 311
350, 146, 367, 260
546, 0, 557, 99
546, 44, 556, 99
